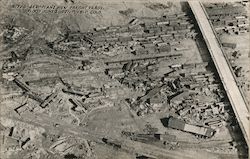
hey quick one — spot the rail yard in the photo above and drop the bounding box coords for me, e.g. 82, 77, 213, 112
0, 1, 249, 159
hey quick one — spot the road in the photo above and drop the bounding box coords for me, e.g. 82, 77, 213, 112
188, 1, 250, 148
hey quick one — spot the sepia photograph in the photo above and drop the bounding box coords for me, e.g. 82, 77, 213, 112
0, 0, 249, 158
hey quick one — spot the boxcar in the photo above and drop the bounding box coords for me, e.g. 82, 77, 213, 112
168, 117, 215, 137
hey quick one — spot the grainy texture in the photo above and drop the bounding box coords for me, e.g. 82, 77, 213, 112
0, 0, 249, 159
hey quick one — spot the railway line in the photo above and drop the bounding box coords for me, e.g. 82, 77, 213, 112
2, 112, 218, 159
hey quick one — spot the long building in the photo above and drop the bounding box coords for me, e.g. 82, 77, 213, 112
188, 1, 249, 147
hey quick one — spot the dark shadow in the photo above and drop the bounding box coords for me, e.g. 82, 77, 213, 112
64, 154, 78, 159
185, 3, 212, 62
136, 156, 151, 159
180, 2, 189, 13
226, 116, 248, 159
194, 35, 212, 62
160, 117, 170, 127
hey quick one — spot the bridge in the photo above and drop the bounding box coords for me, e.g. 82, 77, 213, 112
188, 1, 250, 147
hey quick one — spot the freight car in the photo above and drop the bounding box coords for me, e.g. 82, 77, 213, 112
102, 137, 122, 149
121, 131, 159, 143
167, 117, 215, 137
222, 42, 237, 49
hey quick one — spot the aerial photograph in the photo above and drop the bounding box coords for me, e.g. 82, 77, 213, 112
0, 0, 249, 159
